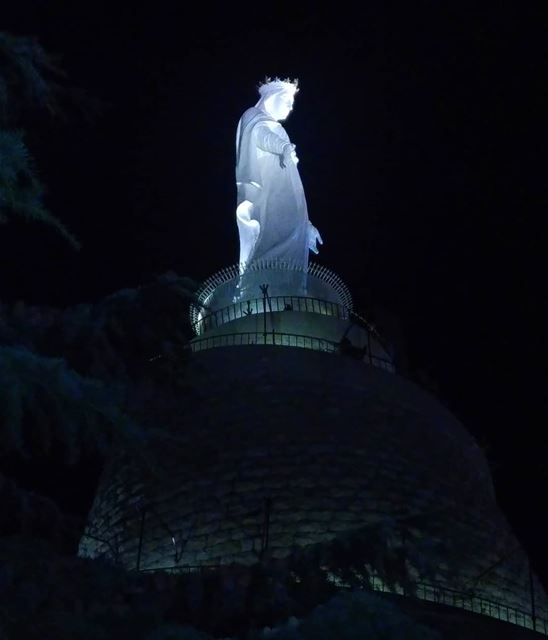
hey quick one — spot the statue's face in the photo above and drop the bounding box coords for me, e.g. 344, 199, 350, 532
268, 92, 294, 121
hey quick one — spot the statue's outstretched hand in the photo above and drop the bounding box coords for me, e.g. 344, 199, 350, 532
280, 143, 296, 169
308, 224, 323, 254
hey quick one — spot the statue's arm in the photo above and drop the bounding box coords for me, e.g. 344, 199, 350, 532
254, 123, 292, 156
308, 222, 323, 254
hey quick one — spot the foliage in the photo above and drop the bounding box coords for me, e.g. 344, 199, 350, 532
0, 129, 80, 247
0, 274, 199, 551
0, 473, 82, 552
0, 532, 443, 640
0, 273, 198, 383
252, 591, 441, 640
0, 345, 145, 463
0, 536, 162, 640
146, 524, 454, 637
0, 31, 64, 123
146, 624, 213, 640
0, 31, 79, 247
285, 515, 455, 601
0, 343, 151, 548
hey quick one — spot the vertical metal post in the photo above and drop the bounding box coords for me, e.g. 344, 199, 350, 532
260, 284, 269, 344
266, 290, 275, 343
261, 497, 272, 556
136, 506, 146, 572
529, 558, 537, 631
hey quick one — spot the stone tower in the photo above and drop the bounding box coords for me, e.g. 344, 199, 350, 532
79, 260, 548, 636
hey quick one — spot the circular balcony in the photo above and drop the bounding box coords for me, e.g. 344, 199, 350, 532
189, 260, 353, 327
188, 260, 395, 372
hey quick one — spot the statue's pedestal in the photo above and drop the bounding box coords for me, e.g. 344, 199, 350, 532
189, 260, 394, 371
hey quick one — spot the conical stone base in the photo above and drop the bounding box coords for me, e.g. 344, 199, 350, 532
79, 346, 547, 627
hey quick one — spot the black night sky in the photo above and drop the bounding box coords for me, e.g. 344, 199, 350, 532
2, 3, 547, 585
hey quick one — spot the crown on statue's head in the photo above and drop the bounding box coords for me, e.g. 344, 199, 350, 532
258, 76, 299, 97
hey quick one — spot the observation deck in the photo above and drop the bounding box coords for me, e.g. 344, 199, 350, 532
189, 260, 395, 372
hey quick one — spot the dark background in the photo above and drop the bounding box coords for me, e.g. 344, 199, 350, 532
2, 3, 547, 584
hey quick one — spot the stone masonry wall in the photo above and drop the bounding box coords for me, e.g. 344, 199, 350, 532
79, 346, 548, 619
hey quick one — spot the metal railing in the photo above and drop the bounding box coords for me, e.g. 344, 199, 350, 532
367, 575, 548, 635
190, 331, 337, 354
189, 330, 395, 371
193, 295, 349, 335
79, 528, 548, 636
132, 562, 546, 632
189, 260, 354, 328
138, 564, 221, 575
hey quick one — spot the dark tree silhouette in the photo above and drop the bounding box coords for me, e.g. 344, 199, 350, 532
0, 31, 79, 248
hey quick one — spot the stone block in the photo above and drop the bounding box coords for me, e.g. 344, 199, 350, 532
207, 540, 242, 555
306, 511, 331, 522
185, 536, 208, 552
295, 522, 322, 534
271, 533, 294, 547
241, 538, 256, 553
270, 548, 291, 559
192, 522, 219, 537
294, 535, 321, 546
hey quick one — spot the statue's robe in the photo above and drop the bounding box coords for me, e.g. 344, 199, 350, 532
235, 107, 310, 271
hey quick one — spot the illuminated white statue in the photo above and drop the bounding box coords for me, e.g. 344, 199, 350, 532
235, 78, 322, 271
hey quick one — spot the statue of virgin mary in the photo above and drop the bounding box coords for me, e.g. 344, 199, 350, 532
235, 78, 322, 274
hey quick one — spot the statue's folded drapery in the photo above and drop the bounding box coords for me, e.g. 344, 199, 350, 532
235, 106, 310, 270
